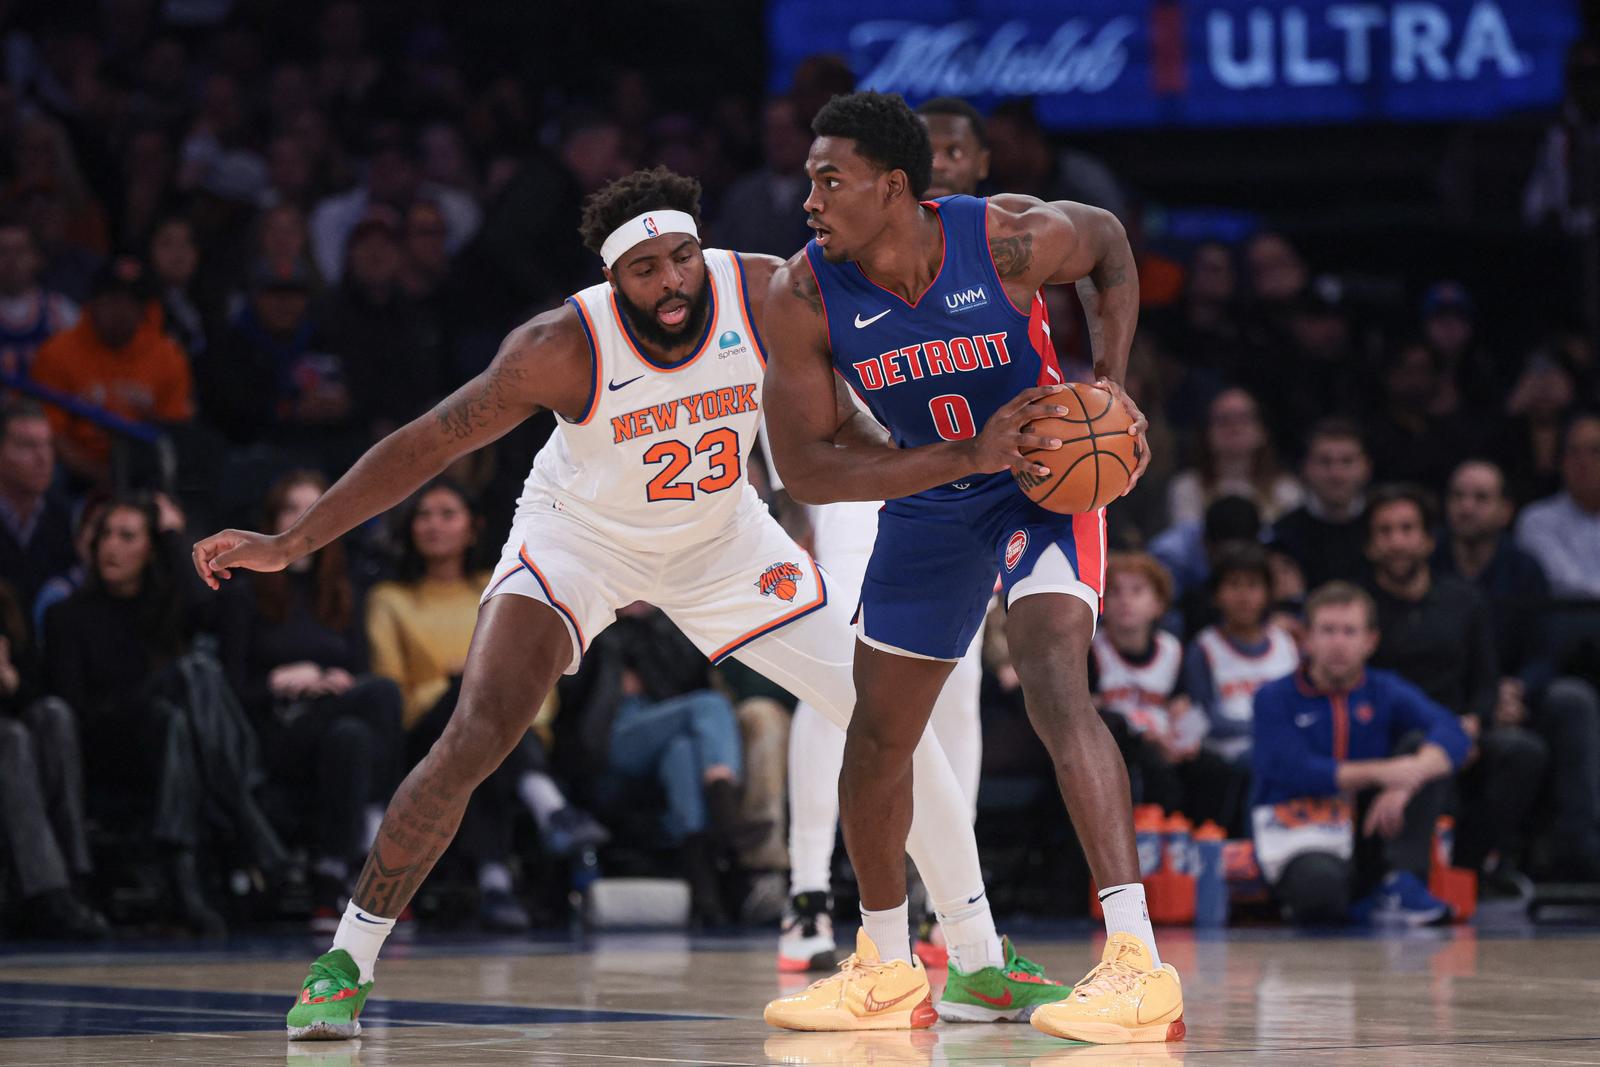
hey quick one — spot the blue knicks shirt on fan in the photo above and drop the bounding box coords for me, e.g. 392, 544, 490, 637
805, 194, 1107, 661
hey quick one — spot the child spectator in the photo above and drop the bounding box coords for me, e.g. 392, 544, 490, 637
1183, 542, 1300, 832
1252, 582, 1469, 926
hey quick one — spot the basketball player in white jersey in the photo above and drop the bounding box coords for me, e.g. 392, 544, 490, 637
191, 167, 1070, 1040
773, 97, 993, 975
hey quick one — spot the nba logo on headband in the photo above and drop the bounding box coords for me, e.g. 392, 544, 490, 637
643, 217, 660, 238
600, 209, 699, 267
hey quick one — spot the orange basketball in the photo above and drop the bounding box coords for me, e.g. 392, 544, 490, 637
1012, 382, 1138, 513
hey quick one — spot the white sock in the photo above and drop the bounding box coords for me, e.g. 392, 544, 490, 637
860, 898, 912, 964
518, 772, 566, 829
1099, 883, 1160, 968
330, 901, 395, 983
787, 701, 845, 898
933, 890, 1003, 972
478, 862, 513, 894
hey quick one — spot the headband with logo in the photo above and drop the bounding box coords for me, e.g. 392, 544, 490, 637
600, 209, 699, 268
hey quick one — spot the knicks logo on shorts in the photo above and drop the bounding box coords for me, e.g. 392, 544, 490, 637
756, 561, 805, 601
1005, 530, 1028, 571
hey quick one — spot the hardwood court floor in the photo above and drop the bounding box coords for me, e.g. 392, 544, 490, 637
1, 924, 1597, 1065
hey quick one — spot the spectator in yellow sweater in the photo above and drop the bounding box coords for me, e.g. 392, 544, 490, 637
366, 480, 607, 930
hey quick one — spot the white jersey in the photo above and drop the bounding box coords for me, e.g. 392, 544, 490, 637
1194, 624, 1300, 761
1091, 630, 1184, 738
516, 248, 767, 553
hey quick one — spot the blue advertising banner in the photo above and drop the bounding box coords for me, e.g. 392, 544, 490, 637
767, 0, 1582, 129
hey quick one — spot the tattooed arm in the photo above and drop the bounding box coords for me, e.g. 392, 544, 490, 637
986, 193, 1148, 491
192, 306, 592, 586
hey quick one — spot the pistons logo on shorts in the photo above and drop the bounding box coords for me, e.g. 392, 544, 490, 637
756, 561, 804, 601
1005, 530, 1029, 572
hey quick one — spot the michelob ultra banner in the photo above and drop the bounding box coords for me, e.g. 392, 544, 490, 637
768, 0, 1581, 129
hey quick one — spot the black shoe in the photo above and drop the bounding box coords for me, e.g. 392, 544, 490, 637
479, 888, 532, 932
683, 833, 729, 928
166, 850, 226, 938
1481, 860, 1535, 901
28, 888, 110, 941
543, 806, 611, 858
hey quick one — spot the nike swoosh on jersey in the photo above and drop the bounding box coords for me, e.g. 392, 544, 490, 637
608, 375, 644, 391
854, 309, 891, 328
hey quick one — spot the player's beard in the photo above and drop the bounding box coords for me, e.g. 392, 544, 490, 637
614, 281, 712, 354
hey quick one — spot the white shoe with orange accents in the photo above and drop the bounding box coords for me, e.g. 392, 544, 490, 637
1029, 933, 1185, 1044
764, 929, 938, 1032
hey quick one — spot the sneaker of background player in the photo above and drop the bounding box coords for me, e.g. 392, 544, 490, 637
286, 948, 374, 1041
1030, 933, 1185, 1044
765, 928, 938, 1031
779, 891, 839, 973
1349, 871, 1452, 927
541, 805, 611, 857
937, 936, 1072, 1023
912, 911, 948, 969
1479, 857, 1535, 901
763, 1028, 940, 1065
479, 888, 532, 932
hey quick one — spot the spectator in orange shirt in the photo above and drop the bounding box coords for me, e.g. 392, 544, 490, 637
29, 256, 193, 486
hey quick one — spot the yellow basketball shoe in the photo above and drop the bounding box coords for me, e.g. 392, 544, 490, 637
764, 928, 938, 1032
1030, 933, 1185, 1044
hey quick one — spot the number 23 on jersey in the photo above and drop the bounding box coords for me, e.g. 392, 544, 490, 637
642, 428, 741, 503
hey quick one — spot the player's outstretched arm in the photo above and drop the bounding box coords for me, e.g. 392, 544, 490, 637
192, 305, 591, 588
761, 253, 1070, 505
988, 194, 1149, 493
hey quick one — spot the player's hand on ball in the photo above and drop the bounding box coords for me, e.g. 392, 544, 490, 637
967, 384, 1069, 477
1096, 376, 1150, 495
192, 529, 291, 589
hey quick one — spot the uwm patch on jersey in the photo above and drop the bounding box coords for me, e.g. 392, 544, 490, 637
510, 248, 770, 552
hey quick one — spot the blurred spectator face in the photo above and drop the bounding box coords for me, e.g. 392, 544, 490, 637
1384, 343, 1439, 407
1245, 233, 1307, 302
0, 224, 41, 295
1445, 461, 1510, 542
419, 122, 474, 190
1302, 434, 1370, 511
149, 219, 198, 288
1206, 388, 1265, 462
198, 73, 244, 136
272, 480, 323, 536
561, 121, 632, 194
1424, 310, 1472, 359
1509, 357, 1575, 420
610, 239, 711, 352
89, 292, 143, 349
1304, 600, 1377, 682
346, 225, 401, 293
367, 146, 418, 207
411, 485, 473, 563
14, 118, 67, 189
1564, 416, 1600, 510
140, 36, 187, 97
260, 204, 309, 267
1102, 569, 1162, 635
268, 63, 315, 122
1287, 303, 1348, 359
764, 100, 812, 177
921, 114, 989, 198
1188, 242, 1234, 304
94, 505, 154, 593
0, 414, 55, 499
124, 127, 171, 187
1366, 498, 1433, 584
1215, 569, 1270, 632
983, 112, 1051, 189
267, 133, 313, 201
405, 201, 449, 277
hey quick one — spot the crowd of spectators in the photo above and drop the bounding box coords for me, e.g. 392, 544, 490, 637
0, 1, 1597, 938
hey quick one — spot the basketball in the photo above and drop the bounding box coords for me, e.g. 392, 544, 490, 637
1012, 382, 1139, 514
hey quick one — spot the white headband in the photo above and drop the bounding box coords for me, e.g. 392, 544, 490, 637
600, 209, 699, 268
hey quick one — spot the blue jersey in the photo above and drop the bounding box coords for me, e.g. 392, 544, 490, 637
805, 195, 1062, 504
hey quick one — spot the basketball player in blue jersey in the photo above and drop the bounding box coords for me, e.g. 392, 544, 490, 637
762, 93, 1185, 1044
191, 166, 1070, 1040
